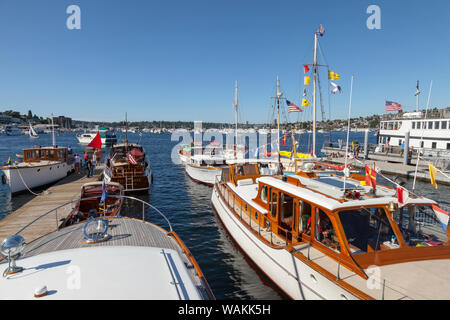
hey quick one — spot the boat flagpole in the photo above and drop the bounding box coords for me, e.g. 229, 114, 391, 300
51, 113, 56, 147
413, 80, 433, 190
342, 75, 354, 193
125, 112, 129, 151
312, 32, 318, 158
234, 80, 239, 159
276, 76, 282, 163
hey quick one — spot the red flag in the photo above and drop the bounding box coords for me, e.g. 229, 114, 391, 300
365, 165, 377, 190
282, 134, 287, 146
303, 65, 310, 74
88, 131, 102, 150
397, 187, 408, 206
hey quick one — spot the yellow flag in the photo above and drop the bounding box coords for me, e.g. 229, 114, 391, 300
328, 71, 340, 80
301, 98, 309, 107
7, 156, 11, 165
428, 163, 438, 189
304, 76, 310, 85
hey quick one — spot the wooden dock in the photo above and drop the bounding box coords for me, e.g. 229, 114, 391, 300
0, 166, 104, 243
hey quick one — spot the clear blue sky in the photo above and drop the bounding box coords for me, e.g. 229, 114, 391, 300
0, 0, 449, 123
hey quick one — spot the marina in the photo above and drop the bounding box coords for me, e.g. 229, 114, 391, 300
1, 1, 450, 304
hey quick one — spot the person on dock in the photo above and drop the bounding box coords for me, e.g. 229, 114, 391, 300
86, 159, 93, 178
74, 154, 81, 174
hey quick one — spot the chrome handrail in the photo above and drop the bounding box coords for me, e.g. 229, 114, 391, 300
14, 195, 172, 236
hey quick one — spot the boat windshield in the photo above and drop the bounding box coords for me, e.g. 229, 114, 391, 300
338, 207, 397, 255
393, 205, 449, 247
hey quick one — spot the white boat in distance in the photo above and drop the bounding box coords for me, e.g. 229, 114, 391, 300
0, 196, 215, 300
76, 127, 117, 145
28, 123, 39, 139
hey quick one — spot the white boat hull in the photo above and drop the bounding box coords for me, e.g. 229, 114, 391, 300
185, 164, 221, 186
2, 162, 74, 194
211, 185, 359, 300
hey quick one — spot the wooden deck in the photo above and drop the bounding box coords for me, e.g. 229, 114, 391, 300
0, 165, 104, 243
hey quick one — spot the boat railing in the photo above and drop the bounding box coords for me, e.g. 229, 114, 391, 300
14, 195, 172, 237
214, 175, 292, 247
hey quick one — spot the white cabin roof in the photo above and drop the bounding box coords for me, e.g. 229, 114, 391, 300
0, 246, 202, 300
257, 175, 436, 211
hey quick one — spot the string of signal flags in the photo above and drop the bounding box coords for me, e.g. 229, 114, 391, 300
286, 64, 342, 113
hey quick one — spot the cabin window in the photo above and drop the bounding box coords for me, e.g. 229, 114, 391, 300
260, 185, 268, 203
421, 141, 424, 148
314, 209, 340, 253
270, 191, 278, 219
244, 164, 257, 176
432, 142, 437, 149
47, 150, 55, 159
434, 121, 439, 129
234, 165, 245, 177
447, 143, 450, 150
279, 193, 294, 231
412, 122, 416, 129
393, 206, 448, 246
339, 207, 396, 253
417, 122, 421, 129
221, 167, 231, 183
25, 150, 34, 160
428, 121, 433, 129
442, 121, 447, 129
298, 200, 312, 236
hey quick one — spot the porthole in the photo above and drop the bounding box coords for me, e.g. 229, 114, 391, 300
37, 169, 40, 172
310, 274, 317, 283
340, 294, 348, 300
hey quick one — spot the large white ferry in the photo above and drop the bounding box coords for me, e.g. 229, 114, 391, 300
379, 111, 450, 151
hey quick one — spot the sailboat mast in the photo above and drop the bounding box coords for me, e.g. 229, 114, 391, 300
51, 114, 56, 147
125, 112, 129, 151
234, 80, 239, 158
312, 32, 318, 157
276, 76, 281, 163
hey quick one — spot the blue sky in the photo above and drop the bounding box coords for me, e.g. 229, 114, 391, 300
0, 0, 449, 123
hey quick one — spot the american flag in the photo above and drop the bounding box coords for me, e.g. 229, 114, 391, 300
127, 152, 137, 165
385, 101, 402, 111
286, 100, 301, 113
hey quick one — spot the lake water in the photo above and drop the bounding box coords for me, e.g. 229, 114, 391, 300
0, 131, 449, 299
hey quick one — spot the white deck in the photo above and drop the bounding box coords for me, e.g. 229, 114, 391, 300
0, 246, 202, 300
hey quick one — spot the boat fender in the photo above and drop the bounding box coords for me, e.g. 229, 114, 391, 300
1, 174, 6, 184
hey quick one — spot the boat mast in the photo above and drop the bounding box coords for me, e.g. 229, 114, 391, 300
125, 112, 129, 151
415, 80, 420, 112
51, 113, 56, 147
276, 76, 282, 163
312, 32, 318, 157
234, 80, 239, 158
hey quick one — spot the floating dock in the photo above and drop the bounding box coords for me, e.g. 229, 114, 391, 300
327, 157, 450, 186
0, 166, 104, 243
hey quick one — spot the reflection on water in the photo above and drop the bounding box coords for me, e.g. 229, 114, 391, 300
0, 131, 449, 300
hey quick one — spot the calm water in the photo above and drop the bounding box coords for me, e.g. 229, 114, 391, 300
1, 131, 449, 300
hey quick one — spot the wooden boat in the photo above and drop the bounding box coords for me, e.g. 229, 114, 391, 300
0, 196, 214, 300
0, 146, 74, 195
211, 159, 450, 299
103, 143, 152, 193
61, 182, 124, 227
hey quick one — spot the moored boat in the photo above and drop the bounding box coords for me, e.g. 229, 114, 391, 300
211, 159, 450, 299
103, 143, 152, 193
0, 146, 74, 195
0, 196, 214, 300
60, 182, 124, 227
